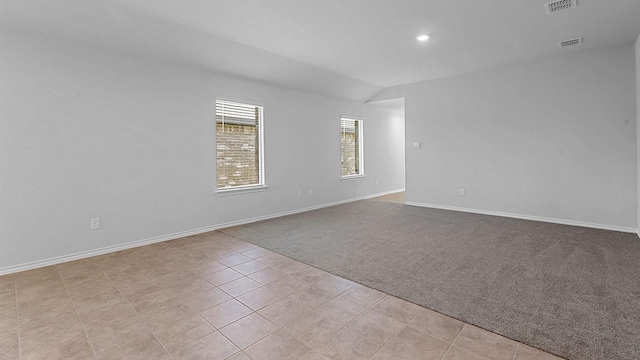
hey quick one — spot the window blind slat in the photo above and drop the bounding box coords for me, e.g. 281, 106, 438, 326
216, 101, 260, 120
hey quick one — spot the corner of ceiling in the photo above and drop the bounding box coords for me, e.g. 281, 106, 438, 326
365, 85, 407, 105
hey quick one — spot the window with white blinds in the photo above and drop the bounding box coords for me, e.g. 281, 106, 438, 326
216, 99, 264, 190
341, 117, 364, 177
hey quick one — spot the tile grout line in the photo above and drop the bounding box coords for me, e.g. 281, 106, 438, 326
212, 326, 245, 360
14, 276, 22, 360
240, 241, 399, 359
217, 262, 339, 355
241, 350, 256, 360
184, 240, 278, 357
439, 323, 467, 360
400, 310, 464, 345
57, 265, 98, 359
219, 250, 365, 358
512, 343, 520, 360
239, 256, 309, 355
367, 306, 425, 360
218, 256, 299, 353
280, 285, 342, 333
219, 312, 279, 353
100, 258, 178, 360
156, 284, 239, 357
161, 243, 266, 356
277, 289, 344, 350
306, 290, 389, 358
177, 245, 284, 357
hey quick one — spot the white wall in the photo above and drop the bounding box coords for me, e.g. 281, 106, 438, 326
637, 34, 640, 235
375, 44, 637, 231
0, 31, 405, 272
364, 107, 405, 191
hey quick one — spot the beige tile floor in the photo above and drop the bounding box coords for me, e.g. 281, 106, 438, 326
0, 231, 564, 360
369, 192, 405, 204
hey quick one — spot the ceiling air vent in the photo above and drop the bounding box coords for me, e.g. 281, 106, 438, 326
544, 0, 577, 14
558, 37, 582, 48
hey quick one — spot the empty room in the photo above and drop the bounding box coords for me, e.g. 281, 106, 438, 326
1, 1, 639, 360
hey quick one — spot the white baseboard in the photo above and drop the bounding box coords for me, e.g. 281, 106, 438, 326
213, 188, 405, 230
0, 225, 220, 276
0, 189, 405, 275
405, 201, 637, 234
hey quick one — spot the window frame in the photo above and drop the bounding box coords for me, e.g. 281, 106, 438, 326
214, 97, 267, 195
340, 116, 365, 180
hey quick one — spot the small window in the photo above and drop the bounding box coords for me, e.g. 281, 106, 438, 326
341, 117, 364, 178
216, 99, 264, 190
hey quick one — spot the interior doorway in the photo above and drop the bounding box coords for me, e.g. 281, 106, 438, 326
367, 97, 406, 203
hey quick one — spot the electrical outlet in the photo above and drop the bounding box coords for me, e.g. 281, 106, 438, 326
375, 180, 379, 185
91, 217, 101, 230
297, 190, 302, 198
459, 189, 465, 196
308, 189, 312, 197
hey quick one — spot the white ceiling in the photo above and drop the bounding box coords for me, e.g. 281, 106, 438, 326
1, 0, 639, 102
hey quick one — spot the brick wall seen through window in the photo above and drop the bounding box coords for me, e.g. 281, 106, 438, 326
341, 117, 363, 177
216, 100, 263, 189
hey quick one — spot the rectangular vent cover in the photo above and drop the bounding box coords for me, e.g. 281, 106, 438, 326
559, 37, 582, 48
545, 0, 577, 14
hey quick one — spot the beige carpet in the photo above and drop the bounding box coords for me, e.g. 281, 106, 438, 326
220, 200, 640, 360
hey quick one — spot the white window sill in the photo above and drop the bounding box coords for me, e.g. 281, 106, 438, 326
341, 175, 366, 182
216, 185, 268, 196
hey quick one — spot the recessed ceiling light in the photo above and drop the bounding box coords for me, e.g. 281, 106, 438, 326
416, 34, 430, 42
